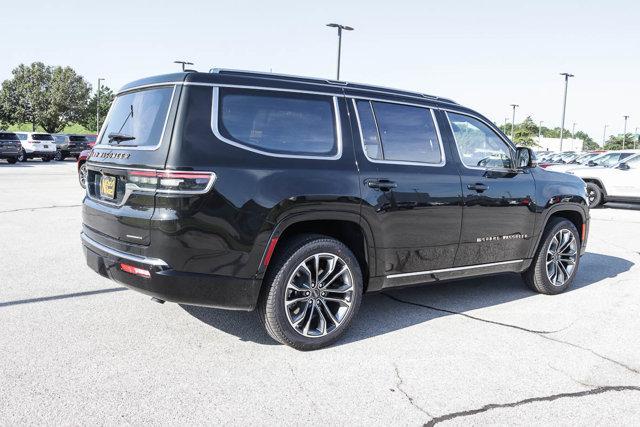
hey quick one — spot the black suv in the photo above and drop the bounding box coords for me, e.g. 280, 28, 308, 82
0, 132, 21, 164
81, 69, 589, 350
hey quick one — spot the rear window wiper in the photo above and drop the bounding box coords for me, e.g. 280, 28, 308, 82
108, 132, 136, 144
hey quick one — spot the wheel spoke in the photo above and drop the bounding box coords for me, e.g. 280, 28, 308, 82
292, 301, 312, 327
318, 254, 338, 284
314, 254, 320, 285
323, 296, 351, 306
320, 300, 340, 325
321, 265, 349, 289
286, 296, 309, 306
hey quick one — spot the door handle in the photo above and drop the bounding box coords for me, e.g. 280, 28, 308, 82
467, 183, 489, 192
366, 179, 397, 191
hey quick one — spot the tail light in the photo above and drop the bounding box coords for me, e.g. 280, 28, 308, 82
127, 170, 216, 194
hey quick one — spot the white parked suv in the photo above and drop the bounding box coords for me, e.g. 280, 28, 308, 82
15, 132, 57, 162
568, 153, 640, 208
546, 150, 639, 173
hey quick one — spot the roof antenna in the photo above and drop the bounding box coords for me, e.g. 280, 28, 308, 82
174, 60, 195, 72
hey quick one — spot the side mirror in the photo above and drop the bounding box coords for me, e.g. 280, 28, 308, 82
515, 147, 537, 169
617, 162, 630, 170
587, 160, 597, 167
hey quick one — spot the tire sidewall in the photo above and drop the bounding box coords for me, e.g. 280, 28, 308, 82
267, 238, 363, 350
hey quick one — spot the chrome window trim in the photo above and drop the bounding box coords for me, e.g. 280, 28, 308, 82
386, 259, 523, 279
351, 98, 446, 168
211, 86, 343, 160
81, 232, 169, 267
444, 110, 516, 172
94, 85, 177, 152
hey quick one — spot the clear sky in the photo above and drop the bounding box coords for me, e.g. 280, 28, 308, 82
2, 0, 639, 143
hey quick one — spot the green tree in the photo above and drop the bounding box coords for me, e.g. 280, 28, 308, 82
0, 62, 91, 133
604, 133, 636, 150
79, 85, 114, 132
574, 130, 599, 150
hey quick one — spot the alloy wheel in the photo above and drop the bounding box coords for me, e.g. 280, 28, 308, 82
284, 253, 354, 338
79, 164, 88, 188
545, 229, 578, 286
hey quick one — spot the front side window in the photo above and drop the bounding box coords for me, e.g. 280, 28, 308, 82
99, 86, 174, 147
448, 113, 513, 169
356, 100, 442, 164
218, 88, 337, 157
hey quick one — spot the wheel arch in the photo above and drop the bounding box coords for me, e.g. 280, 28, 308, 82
529, 204, 588, 258
582, 178, 607, 196
258, 213, 376, 291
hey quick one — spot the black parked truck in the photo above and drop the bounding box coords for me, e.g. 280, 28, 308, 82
81, 69, 590, 350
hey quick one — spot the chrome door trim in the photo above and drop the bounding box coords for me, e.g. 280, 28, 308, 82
386, 259, 523, 279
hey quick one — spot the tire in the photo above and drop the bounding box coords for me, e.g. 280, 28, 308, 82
42, 156, 51, 162
54, 151, 64, 161
78, 163, 87, 189
522, 217, 581, 295
18, 149, 27, 162
7, 157, 17, 164
585, 182, 603, 208
258, 234, 363, 350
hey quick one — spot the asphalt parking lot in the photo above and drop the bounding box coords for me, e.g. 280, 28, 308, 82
1, 161, 639, 425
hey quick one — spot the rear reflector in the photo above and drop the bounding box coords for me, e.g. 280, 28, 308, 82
581, 223, 586, 241
263, 237, 279, 267
120, 263, 151, 278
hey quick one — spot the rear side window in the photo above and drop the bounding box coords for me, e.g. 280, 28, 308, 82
33, 133, 54, 141
217, 88, 338, 157
0, 132, 18, 140
99, 86, 174, 147
356, 100, 442, 164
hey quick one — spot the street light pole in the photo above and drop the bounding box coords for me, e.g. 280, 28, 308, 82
96, 77, 104, 133
326, 23, 354, 80
602, 124, 608, 146
572, 122, 576, 138
510, 104, 518, 141
623, 115, 629, 149
559, 72, 574, 151
538, 121, 543, 140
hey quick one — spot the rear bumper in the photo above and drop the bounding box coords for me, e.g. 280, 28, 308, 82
25, 150, 55, 157
0, 149, 19, 158
81, 232, 261, 311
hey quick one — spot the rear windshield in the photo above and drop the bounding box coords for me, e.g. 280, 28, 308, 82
33, 133, 54, 141
0, 132, 18, 140
69, 135, 88, 142
98, 86, 174, 147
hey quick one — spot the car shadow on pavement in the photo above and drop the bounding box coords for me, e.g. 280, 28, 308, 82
180, 252, 633, 347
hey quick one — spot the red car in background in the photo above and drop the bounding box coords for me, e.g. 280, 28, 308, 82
77, 135, 97, 188
85, 134, 98, 148
77, 149, 90, 188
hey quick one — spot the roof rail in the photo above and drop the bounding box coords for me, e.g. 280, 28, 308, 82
209, 68, 457, 105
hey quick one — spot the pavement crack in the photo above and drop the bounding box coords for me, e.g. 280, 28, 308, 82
383, 293, 639, 376
382, 293, 568, 334
424, 386, 640, 426
393, 364, 433, 418
0, 204, 82, 214
547, 364, 596, 388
